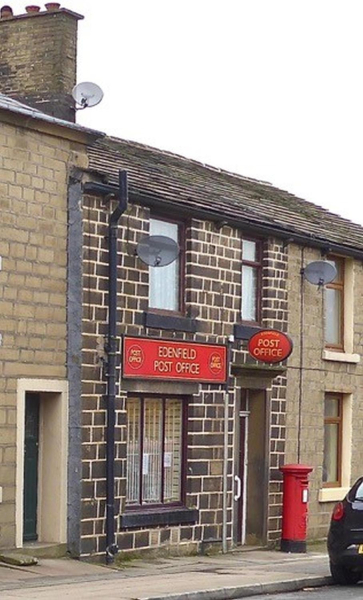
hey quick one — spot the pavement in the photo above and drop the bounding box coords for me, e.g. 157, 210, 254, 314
0, 545, 332, 600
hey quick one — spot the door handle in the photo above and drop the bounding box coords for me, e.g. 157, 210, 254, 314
234, 474, 241, 501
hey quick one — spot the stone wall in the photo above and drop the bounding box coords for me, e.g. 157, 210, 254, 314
79, 197, 290, 555
0, 118, 87, 548
285, 244, 363, 540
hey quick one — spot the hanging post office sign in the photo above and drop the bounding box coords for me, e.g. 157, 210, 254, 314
247, 329, 293, 364
123, 336, 227, 383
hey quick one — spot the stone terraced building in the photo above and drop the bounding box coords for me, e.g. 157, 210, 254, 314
0, 3, 363, 560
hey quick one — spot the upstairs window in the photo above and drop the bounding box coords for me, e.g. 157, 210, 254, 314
325, 257, 344, 349
241, 238, 261, 323
149, 217, 182, 312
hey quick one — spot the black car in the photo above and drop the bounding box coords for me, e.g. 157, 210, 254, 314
327, 477, 363, 585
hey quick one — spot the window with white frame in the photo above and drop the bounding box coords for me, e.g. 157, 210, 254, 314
241, 238, 261, 323
149, 217, 182, 312
126, 396, 186, 508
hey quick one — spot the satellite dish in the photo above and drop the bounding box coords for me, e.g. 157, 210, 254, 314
303, 260, 337, 286
72, 82, 104, 109
136, 235, 179, 267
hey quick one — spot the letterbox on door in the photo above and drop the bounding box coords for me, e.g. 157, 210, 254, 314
280, 464, 313, 553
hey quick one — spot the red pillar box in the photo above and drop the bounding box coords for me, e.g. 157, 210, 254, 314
280, 464, 313, 553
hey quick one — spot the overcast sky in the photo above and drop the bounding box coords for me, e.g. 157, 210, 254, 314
10, 1, 363, 225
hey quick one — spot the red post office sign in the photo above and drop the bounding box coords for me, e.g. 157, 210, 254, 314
123, 337, 227, 383
248, 329, 293, 364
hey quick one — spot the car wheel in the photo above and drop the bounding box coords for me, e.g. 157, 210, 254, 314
330, 561, 362, 585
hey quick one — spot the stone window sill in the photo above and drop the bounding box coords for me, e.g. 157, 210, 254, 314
322, 350, 360, 364
144, 311, 197, 333
120, 507, 198, 529
318, 487, 349, 503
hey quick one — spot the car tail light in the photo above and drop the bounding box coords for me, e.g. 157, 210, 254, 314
332, 501, 345, 521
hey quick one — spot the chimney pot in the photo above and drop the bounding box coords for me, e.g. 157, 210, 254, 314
0, 3, 83, 121
0, 5, 13, 19
45, 2, 61, 10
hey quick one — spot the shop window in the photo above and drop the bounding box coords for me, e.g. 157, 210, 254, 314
241, 238, 261, 323
323, 394, 343, 487
126, 396, 186, 508
149, 217, 183, 312
324, 257, 344, 349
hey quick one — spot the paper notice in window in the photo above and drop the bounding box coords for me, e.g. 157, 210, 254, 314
142, 454, 149, 475
164, 452, 172, 468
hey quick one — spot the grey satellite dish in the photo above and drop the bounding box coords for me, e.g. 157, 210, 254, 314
136, 235, 179, 267
304, 260, 337, 286
72, 82, 104, 109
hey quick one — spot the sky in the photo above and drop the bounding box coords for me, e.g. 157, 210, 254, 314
9, 1, 363, 225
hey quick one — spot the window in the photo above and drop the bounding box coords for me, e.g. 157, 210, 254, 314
325, 257, 344, 349
241, 238, 261, 323
323, 394, 343, 487
126, 396, 186, 508
319, 393, 352, 502
149, 217, 182, 312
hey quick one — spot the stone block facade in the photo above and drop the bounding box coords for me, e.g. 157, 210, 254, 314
76, 193, 292, 555
285, 244, 363, 539
0, 116, 89, 549
1, 0, 363, 561
74, 184, 363, 556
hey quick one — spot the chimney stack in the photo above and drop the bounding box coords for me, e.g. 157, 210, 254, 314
0, 4, 83, 122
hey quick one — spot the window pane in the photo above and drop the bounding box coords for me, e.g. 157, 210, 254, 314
242, 240, 256, 262
324, 397, 339, 418
327, 258, 342, 282
164, 400, 182, 503
242, 265, 257, 321
142, 399, 162, 504
126, 399, 141, 504
323, 423, 339, 483
149, 218, 179, 311
325, 288, 342, 345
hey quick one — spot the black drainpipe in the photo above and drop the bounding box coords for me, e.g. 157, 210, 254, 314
106, 170, 128, 563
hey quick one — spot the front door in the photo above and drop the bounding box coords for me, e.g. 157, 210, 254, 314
235, 398, 249, 545
23, 393, 40, 542
235, 389, 267, 546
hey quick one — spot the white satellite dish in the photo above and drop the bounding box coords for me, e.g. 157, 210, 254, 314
72, 82, 104, 109
303, 260, 337, 286
136, 235, 179, 267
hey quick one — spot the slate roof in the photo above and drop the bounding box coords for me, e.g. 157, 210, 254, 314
88, 137, 363, 257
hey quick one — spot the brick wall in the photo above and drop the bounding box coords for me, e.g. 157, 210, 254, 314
80, 193, 363, 554
79, 199, 291, 555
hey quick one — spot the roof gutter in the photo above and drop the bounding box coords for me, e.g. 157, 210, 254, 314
83, 182, 363, 260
